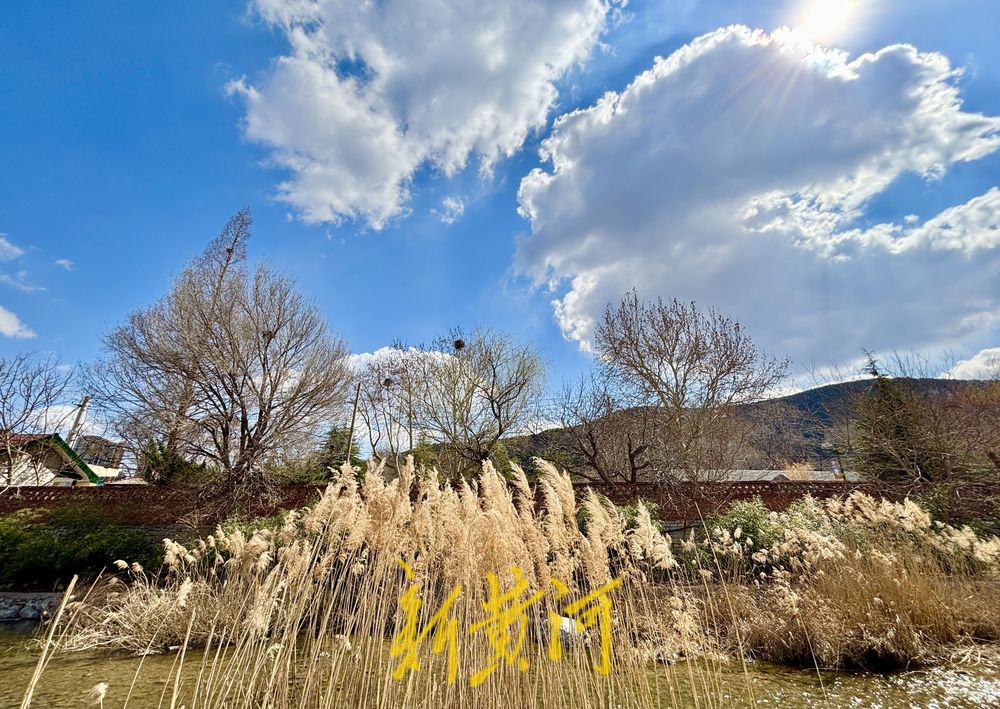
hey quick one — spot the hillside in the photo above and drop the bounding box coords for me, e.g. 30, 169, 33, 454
505, 378, 980, 471
752, 377, 972, 427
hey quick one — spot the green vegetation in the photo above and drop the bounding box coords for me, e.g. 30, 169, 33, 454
0, 507, 161, 590
138, 440, 217, 485
218, 509, 290, 540
855, 357, 938, 481
265, 426, 368, 484
312, 426, 366, 476
853, 355, 1000, 483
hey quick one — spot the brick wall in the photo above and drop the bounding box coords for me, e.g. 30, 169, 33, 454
0, 485, 322, 528
0, 480, 995, 531
578, 480, 999, 525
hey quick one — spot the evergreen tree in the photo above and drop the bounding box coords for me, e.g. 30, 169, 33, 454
314, 426, 366, 477
854, 356, 951, 482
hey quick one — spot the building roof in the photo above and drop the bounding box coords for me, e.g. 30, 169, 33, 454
2, 432, 105, 485
722, 469, 859, 482
76, 435, 125, 468
6, 433, 52, 445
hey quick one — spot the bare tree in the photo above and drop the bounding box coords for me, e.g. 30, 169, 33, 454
88, 211, 352, 499
178, 265, 351, 491
355, 328, 544, 478
595, 291, 787, 482
355, 346, 416, 470
411, 328, 544, 477
742, 400, 822, 470
549, 372, 659, 484
0, 353, 76, 486
86, 210, 254, 478
165, 209, 253, 458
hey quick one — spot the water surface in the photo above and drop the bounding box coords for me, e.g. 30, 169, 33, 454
2, 625, 998, 708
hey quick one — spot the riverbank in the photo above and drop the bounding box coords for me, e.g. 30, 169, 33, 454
16, 459, 1000, 707
0, 593, 59, 622
4, 626, 1000, 707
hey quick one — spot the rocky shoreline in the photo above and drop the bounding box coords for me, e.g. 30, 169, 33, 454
0, 593, 60, 622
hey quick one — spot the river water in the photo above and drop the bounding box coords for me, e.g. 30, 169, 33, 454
2, 624, 999, 708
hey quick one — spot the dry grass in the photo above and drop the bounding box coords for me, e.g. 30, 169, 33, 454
781, 461, 814, 480
23, 459, 704, 707
18, 458, 1000, 707
696, 494, 1000, 669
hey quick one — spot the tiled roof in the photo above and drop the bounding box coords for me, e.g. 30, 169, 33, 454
4, 432, 56, 444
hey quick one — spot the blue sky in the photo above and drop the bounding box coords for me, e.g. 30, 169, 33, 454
1, 0, 998, 387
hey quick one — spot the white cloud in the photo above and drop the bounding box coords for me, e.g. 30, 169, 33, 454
33, 403, 102, 438
0, 235, 24, 262
0, 271, 45, 293
346, 345, 450, 374
434, 196, 466, 225
515, 26, 1000, 365
0, 236, 50, 293
54, 258, 74, 272
231, 0, 625, 228
346, 346, 401, 373
947, 347, 1000, 380
0, 305, 35, 339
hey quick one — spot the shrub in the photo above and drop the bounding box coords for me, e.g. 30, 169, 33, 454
219, 509, 290, 540
138, 440, 216, 485
0, 507, 161, 590
699, 498, 789, 578
615, 497, 662, 532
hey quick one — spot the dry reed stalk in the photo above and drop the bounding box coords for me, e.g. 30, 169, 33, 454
20, 459, 1000, 706
20, 575, 77, 709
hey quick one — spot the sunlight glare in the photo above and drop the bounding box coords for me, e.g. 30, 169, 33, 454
794, 0, 860, 43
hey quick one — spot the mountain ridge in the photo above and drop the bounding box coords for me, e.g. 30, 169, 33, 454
505, 377, 982, 471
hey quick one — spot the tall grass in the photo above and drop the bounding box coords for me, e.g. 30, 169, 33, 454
695, 495, 1000, 669
21, 458, 1000, 707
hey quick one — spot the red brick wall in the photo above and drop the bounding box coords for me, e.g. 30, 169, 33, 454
577, 480, 999, 525
0, 480, 995, 528
0, 485, 322, 527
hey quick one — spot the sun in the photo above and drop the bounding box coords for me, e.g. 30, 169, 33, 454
793, 0, 860, 43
